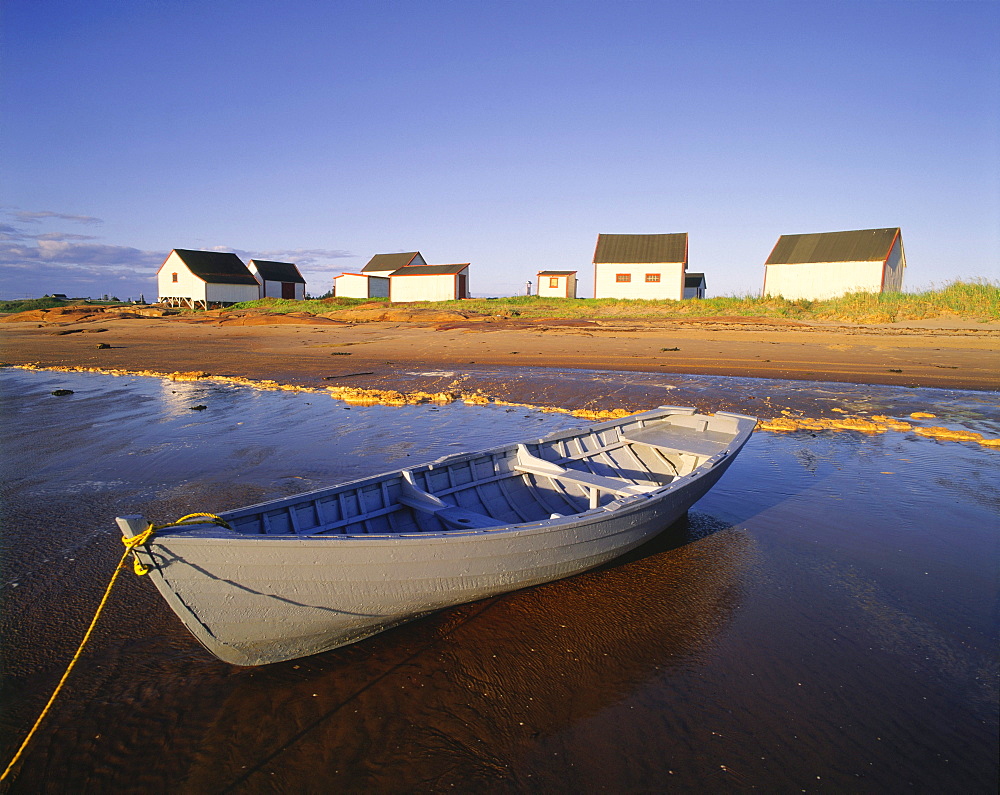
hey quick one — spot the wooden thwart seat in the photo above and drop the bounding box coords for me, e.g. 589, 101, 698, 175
399, 471, 501, 530
514, 445, 658, 509
619, 423, 731, 458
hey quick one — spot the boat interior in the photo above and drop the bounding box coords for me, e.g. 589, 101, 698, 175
221, 411, 746, 537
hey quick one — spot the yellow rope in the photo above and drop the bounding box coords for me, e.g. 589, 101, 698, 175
129, 514, 230, 574
0, 512, 230, 783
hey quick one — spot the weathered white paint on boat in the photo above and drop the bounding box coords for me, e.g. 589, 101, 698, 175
117, 406, 756, 665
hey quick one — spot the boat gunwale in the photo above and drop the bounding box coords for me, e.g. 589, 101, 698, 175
136, 452, 741, 553
141, 407, 756, 544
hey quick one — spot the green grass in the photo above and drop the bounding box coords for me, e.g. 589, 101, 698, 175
812, 280, 1000, 323
226, 296, 384, 312
205, 280, 1000, 323
0, 297, 76, 313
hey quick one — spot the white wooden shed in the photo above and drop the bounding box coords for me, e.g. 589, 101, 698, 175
333, 272, 390, 299
334, 251, 428, 298
248, 260, 306, 300
390, 264, 471, 302
593, 233, 688, 300
763, 228, 905, 300
157, 249, 261, 309
537, 270, 578, 298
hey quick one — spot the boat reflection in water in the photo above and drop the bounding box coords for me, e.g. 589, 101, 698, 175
178, 514, 753, 791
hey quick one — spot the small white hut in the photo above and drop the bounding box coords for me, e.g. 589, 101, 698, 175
389, 264, 471, 302
537, 270, 578, 298
333, 272, 390, 299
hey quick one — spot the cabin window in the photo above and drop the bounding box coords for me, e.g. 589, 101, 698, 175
616, 273, 631, 283
548, 277, 559, 288
645, 273, 660, 283
171, 273, 178, 283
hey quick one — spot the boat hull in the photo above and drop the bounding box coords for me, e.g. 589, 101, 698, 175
131, 450, 738, 665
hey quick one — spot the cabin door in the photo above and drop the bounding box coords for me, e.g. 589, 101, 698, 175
281, 282, 296, 299
458, 273, 468, 299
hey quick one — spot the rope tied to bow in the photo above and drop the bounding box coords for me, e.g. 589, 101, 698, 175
1, 511, 231, 783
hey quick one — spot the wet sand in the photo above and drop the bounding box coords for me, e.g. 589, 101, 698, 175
1, 369, 997, 792
2, 314, 999, 412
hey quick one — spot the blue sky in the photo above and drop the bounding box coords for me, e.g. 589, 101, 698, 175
2, 0, 998, 300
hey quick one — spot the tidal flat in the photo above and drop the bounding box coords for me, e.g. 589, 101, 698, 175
1, 368, 997, 792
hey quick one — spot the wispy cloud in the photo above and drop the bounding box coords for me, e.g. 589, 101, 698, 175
0, 239, 163, 268
0, 224, 99, 243
0, 208, 162, 270
36, 232, 101, 242
0, 208, 163, 299
14, 210, 103, 225
0, 208, 357, 299
0, 260, 157, 300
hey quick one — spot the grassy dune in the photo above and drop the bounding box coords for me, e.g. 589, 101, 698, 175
227, 280, 1000, 323
0, 297, 127, 313
0, 297, 79, 313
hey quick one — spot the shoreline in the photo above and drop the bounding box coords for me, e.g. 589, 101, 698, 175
2, 313, 998, 398
4, 338, 995, 793
9, 354, 1000, 449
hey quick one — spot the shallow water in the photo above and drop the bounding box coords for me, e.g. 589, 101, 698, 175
1, 369, 997, 793
403, 363, 1000, 423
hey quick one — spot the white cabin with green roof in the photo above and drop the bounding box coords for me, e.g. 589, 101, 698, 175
763, 228, 905, 300
593, 233, 688, 300
157, 249, 261, 309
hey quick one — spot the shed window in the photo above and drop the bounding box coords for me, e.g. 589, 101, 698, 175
548, 277, 559, 288
616, 273, 631, 283
171, 272, 178, 283
645, 273, 660, 283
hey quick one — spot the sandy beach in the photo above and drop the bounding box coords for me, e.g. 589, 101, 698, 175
3, 312, 999, 791
2, 310, 998, 412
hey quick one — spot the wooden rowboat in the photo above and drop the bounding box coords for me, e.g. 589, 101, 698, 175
117, 405, 756, 665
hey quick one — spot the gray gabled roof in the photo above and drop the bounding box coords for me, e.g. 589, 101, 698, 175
361, 252, 424, 273
537, 270, 577, 276
593, 233, 688, 264
390, 263, 469, 276
685, 272, 706, 286
170, 249, 259, 285
765, 228, 901, 265
249, 260, 306, 283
